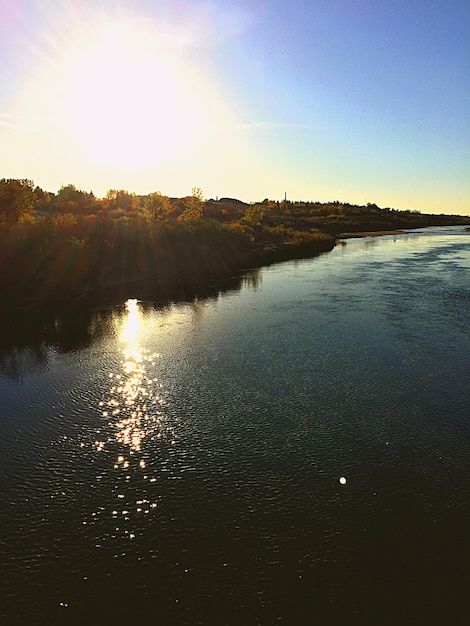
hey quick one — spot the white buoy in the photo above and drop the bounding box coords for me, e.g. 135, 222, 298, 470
339, 476, 347, 485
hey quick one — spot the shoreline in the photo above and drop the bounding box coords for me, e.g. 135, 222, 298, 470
338, 229, 406, 239
2, 221, 469, 316
0, 237, 336, 315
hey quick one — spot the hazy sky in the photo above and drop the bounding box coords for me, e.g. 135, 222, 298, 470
1, 0, 469, 214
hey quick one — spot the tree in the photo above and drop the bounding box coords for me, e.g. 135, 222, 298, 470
55, 184, 96, 214
0, 178, 37, 222
105, 189, 138, 213
181, 187, 205, 220
242, 203, 264, 226
241, 203, 264, 241
144, 191, 171, 223
34, 186, 51, 210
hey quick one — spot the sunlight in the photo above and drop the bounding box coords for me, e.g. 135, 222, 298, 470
120, 299, 141, 345
97, 299, 172, 459
1, 3, 265, 198
12, 6, 235, 175
61, 16, 223, 169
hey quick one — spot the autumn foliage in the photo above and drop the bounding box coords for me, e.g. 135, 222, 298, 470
0, 179, 466, 308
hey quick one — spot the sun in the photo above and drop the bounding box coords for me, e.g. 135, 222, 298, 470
5, 4, 253, 196
58, 16, 221, 170
12, 7, 233, 176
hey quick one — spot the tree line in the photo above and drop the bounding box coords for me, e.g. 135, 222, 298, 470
0, 179, 207, 223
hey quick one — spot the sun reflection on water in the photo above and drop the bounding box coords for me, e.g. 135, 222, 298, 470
88, 300, 175, 538
97, 299, 173, 455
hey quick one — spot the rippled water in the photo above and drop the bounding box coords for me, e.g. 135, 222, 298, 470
1, 226, 469, 624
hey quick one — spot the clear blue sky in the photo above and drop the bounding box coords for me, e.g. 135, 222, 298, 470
1, 0, 469, 214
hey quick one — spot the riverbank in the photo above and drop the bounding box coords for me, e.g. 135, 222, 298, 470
338, 229, 406, 239
1, 187, 468, 313
0, 221, 468, 352
0, 219, 335, 313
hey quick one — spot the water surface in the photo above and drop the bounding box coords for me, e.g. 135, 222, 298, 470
1, 226, 469, 624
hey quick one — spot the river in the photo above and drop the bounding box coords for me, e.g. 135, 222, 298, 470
1, 226, 469, 624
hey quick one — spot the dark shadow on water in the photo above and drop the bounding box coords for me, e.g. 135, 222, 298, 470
0, 269, 261, 379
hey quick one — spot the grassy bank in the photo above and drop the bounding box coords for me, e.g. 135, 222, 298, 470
0, 215, 334, 310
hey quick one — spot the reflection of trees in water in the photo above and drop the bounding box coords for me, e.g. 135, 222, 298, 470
0, 345, 50, 380
0, 310, 91, 379
214, 269, 261, 300
242, 270, 261, 290
0, 310, 91, 351
0, 267, 261, 378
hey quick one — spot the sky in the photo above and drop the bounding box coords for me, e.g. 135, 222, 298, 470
0, 0, 469, 214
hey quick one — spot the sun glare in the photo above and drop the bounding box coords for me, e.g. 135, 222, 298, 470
120, 298, 142, 345
12, 6, 235, 176
98, 299, 171, 455
60, 17, 222, 169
